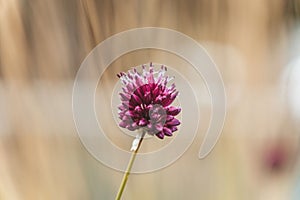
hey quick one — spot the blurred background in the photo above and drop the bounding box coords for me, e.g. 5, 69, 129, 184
1, 0, 300, 199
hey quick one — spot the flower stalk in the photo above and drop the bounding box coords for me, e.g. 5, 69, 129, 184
115, 131, 146, 200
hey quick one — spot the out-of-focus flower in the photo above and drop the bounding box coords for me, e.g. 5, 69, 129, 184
117, 63, 181, 139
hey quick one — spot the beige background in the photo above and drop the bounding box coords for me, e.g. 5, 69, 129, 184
1, 0, 300, 199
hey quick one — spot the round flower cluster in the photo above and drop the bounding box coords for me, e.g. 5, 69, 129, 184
117, 63, 181, 139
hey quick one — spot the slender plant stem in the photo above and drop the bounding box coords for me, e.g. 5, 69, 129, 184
115, 132, 145, 200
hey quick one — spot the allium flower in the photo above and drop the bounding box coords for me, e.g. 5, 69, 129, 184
117, 63, 181, 139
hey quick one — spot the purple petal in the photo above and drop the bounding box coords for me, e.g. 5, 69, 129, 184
138, 118, 147, 126
121, 115, 131, 121
119, 121, 127, 128
171, 91, 179, 99
163, 127, 173, 136
134, 106, 142, 113
167, 118, 180, 126
167, 106, 181, 116
131, 122, 138, 129
155, 123, 164, 131
120, 93, 130, 101
161, 96, 175, 107
171, 126, 178, 132
126, 83, 134, 92
131, 93, 142, 104
156, 132, 164, 139
166, 115, 174, 121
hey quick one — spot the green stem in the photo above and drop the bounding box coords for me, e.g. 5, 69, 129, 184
115, 132, 145, 200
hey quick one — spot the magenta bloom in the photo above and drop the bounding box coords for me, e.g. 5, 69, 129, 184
117, 63, 181, 139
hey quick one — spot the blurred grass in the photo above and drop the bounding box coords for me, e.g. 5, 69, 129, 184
1, 0, 300, 199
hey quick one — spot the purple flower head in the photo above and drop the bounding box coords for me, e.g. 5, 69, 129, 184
117, 63, 181, 139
